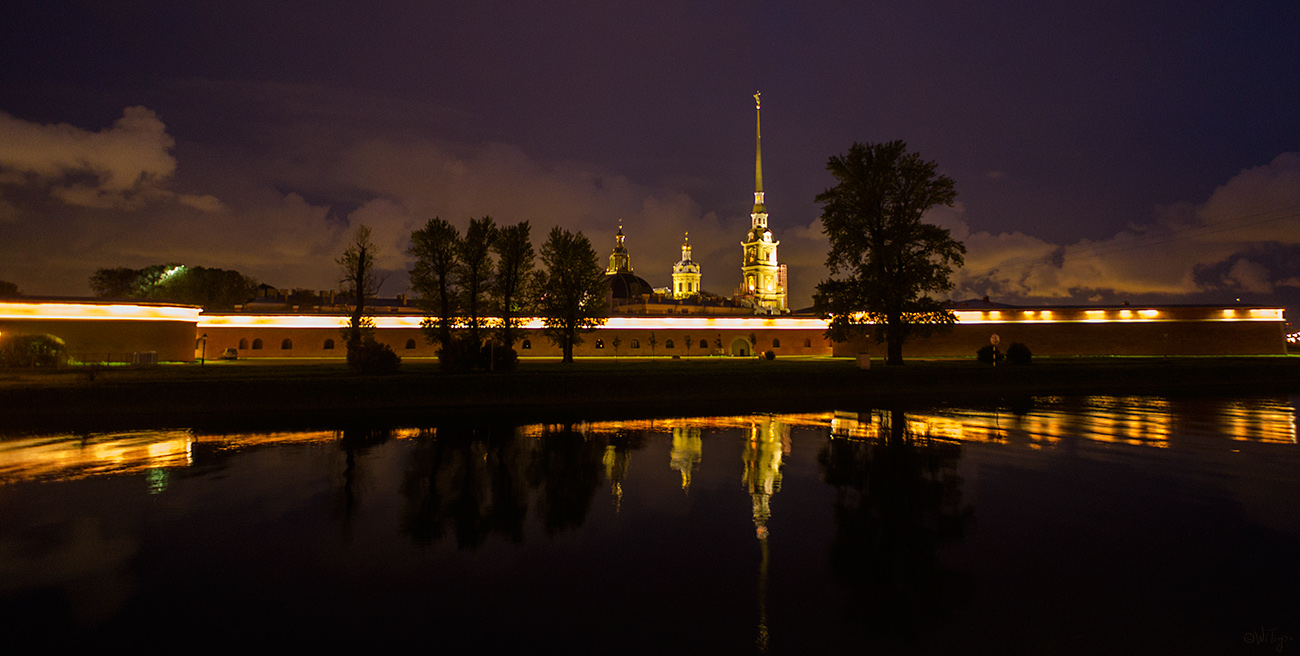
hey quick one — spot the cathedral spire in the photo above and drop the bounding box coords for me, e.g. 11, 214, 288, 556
752, 92, 765, 215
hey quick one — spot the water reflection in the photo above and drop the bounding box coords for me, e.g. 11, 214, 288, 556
1, 396, 1297, 650
2, 395, 1293, 485
821, 409, 974, 650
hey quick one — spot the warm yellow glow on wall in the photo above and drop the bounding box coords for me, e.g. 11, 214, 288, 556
0, 302, 201, 322
199, 314, 426, 329
189, 306, 1286, 332
1249, 308, 1283, 320
199, 314, 831, 331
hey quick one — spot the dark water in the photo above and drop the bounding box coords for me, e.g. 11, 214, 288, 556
1, 396, 1297, 654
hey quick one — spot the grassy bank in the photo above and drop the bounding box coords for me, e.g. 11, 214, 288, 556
2, 355, 1298, 432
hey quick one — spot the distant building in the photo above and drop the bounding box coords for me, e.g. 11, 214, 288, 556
737, 92, 787, 314
671, 232, 701, 299
604, 223, 656, 304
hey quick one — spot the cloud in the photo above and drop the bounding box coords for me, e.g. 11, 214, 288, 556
947, 152, 1300, 305
0, 107, 224, 212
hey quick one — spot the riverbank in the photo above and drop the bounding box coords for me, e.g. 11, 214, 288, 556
3, 355, 1298, 432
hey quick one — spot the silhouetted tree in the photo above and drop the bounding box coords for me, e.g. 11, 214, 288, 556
537, 227, 608, 363
88, 264, 256, 310
492, 221, 536, 350
410, 217, 462, 354
814, 141, 965, 365
338, 225, 382, 350
89, 267, 140, 298
458, 216, 497, 347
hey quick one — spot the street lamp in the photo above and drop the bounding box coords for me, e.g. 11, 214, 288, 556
200, 333, 208, 367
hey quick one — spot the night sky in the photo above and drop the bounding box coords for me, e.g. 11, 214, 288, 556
3, 1, 1298, 313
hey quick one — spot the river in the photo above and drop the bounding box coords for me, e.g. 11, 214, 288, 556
2, 395, 1297, 654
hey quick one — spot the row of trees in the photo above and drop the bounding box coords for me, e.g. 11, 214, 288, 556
68, 141, 964, 369
340, 217, 609, 370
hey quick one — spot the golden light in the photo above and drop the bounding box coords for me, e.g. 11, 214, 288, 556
0, 301, 201, 322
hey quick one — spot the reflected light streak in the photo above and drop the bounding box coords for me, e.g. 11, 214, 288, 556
0, 431, 194, 483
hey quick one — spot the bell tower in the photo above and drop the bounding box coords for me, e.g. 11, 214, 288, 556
672, 232, 702, 299
607, 223, 632, 274
739, 92, 787, 314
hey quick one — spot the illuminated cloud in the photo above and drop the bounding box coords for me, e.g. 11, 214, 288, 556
0, 107, 222, 212
947, 152, 1300, 305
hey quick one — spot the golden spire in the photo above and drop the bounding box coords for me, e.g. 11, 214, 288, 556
753, 92, 765, 214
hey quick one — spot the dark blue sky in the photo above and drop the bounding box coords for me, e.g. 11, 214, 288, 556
3, 1, 1298, 311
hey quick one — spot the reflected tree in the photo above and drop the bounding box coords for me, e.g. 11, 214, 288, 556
531, 424, 605, 535
818, 409, 974, 649
334, 424, 394, 531
401, 424, 533, 549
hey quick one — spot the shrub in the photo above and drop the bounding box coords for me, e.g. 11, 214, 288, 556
764, 350, 776, 360
976, 344, 1002, 364
347, 339, 401, 374
0, 333, 67, 368
1006, 342, 1032, 365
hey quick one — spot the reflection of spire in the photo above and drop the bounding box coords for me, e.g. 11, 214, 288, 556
602, 443, 630, 513
757, 531, 769, 654
742, 414, 785, 655
743, 417, 787, 537
669, 426, 703, 493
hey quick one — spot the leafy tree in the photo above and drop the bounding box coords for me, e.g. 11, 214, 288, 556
88, 264, 255, 310
537, 227, 608, 363
648, 331, 657, 356
814, 141, 965, 366
410, 217, 462, 353
0, 280, 20, 297
492, 221, 536, 350
89, 267, 144, 298
458, 216, 497, 347
156, 266, 257, 310
338, 225, 383, 350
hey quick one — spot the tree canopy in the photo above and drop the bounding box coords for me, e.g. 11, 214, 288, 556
88, 264, 256, 310
409, 217, 462, 350
813, 141, 965, 365
491, 221, 536, 350
537, 227, 608, 363
458, 216, 497, 346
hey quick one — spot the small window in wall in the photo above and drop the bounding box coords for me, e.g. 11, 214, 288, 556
405, 339, 417, 350
665, 339, 675, 349
804, 338, 812, 348
522, 339, 532, 350
281, 339, 293, 350
699, 340, 708, 349
772, 338, 781, 348
252, 338, 263, 350
631, 339, 640, 349
238, 338, 249, 350
596, 339, 605, 349
324, 339, 335, 350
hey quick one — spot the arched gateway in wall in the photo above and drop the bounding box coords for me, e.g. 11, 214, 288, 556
729, 338, 752, 357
